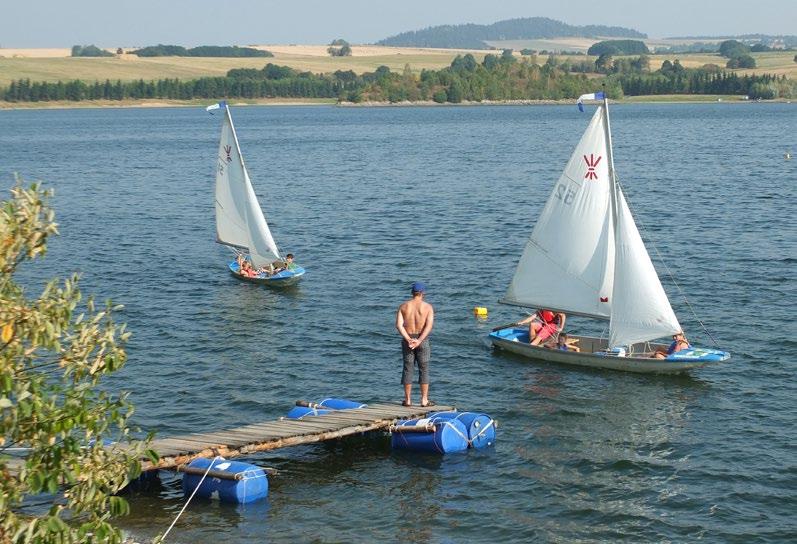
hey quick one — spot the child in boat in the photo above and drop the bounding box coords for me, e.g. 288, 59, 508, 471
273, 253, 297, 274
652, 332, 690, 359
548, 333, 581, 352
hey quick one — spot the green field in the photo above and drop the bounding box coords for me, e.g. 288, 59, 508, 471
0, 49, 490, 88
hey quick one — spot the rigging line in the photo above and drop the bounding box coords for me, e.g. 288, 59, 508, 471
614, 178, 721, 348
161, 456, 222, 542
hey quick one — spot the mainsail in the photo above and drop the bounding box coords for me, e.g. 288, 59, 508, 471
503, 107, 614, 318
213, 104, 281, 268
504, 98, 682, 346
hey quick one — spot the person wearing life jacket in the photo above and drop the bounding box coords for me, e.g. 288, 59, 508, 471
652, 332, 691, 359
518, 309, 566, 346
239, 258, 259, 278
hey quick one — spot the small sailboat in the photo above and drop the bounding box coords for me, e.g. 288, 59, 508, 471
489, 92, 729, 374
208, 101, 305, 285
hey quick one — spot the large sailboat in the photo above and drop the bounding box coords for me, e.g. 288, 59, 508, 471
208, 101, 305, 285
489, 93, 729, 374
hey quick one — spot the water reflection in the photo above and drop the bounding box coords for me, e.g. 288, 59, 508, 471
512, 366, 710, 539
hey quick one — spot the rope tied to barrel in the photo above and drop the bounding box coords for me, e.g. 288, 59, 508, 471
161, 455, 223, 542
469, 418, 496, 443
436, 420, 469, 452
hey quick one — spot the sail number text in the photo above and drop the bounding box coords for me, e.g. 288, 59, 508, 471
555, 183, 577, 205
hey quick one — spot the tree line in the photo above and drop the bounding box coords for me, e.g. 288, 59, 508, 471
1, 55, 792, 103
132, 44, 273, 57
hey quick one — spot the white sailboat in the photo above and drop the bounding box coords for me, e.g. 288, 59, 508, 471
208, 101, 305, 285
489, 93, 729, 374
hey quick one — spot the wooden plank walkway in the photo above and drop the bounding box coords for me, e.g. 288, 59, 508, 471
143, 402, 454, 471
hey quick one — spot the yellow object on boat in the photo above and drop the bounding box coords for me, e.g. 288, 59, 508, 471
473, 307, 488, 316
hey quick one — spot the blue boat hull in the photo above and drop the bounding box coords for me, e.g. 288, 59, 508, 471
228, 260, 305, 286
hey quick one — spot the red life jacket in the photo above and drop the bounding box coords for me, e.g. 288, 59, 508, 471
540, 310, 555, 324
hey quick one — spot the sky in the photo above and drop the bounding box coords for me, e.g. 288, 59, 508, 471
2, 0, 794, 48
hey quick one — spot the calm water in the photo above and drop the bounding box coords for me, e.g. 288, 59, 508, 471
1, 103, 795, 543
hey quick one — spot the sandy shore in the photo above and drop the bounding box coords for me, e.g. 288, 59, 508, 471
2, 95, 785, 111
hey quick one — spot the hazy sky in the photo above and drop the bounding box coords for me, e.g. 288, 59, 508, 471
2, 0, 794, 48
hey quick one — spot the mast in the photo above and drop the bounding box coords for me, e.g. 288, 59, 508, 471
601, 87, 620, 239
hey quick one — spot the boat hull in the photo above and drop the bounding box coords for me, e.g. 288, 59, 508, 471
489, 327, 729, 375
228, 261, 305, 286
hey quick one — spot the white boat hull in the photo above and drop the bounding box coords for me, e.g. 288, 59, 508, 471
489, 328, 728, 375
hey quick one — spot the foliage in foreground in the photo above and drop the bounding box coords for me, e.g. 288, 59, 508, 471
0, 181, 151, 543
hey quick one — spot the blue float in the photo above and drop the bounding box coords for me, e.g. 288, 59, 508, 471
427, 411, 497, 449
391, 418, 469, 454
285, 406, 333, 419
316, 398, 367, 410
182, 457, 268, 504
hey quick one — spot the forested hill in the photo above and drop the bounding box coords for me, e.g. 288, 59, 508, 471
376, 17, 646, 49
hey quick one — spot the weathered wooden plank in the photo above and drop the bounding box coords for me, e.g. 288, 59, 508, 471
143, 400, 456, 470
291, 414, 391, 425
240, 421, 332, 434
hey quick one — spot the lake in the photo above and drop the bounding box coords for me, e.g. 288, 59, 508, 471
1, 102, 795, 543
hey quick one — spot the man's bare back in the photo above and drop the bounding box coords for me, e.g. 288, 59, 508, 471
398, 298, 433, 338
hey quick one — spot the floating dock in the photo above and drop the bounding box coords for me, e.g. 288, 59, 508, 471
143, 402, 454, 471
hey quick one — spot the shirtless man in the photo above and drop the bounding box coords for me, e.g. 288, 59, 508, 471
396, 282, 435, 407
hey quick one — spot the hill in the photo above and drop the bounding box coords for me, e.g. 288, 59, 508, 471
376, 17, 646, 49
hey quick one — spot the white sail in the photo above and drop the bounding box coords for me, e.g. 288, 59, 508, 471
503, 107, 614, 318
609, 189, 681, 347
213, 105, 281, 268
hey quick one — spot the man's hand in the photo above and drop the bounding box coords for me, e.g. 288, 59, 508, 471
408, 338, 420, 349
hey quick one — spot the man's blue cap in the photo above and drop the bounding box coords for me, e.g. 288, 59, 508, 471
411, 281, 426, 293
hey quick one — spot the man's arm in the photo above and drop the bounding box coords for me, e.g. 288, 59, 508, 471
557, 313, 566, 332
517, 314, 537, 326
415, 304, 434, 344
396, 307, 413, 343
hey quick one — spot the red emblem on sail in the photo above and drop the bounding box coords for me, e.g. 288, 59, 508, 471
584, 154, 602, 180
600, 296, 609, 302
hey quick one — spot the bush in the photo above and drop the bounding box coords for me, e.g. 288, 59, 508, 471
432, 89, 448, 103
726, 55, 756, 69
719, 40, 750, 58
588, 39, 649, 56
327, 44, 352, 57
71, 45, 114, 57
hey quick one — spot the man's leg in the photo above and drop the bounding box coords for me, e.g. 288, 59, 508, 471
417, 339, 431, 406
420, 383, 429, 407
401, 340, 415, 405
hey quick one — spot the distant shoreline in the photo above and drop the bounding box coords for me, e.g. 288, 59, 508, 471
0, 95, 790, 111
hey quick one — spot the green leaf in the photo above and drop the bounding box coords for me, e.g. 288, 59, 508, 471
146, 449, 160, 464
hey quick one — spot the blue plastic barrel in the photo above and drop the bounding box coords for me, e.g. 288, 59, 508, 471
427, 411, 496, 449
316, 398, 367, 410
391, 418, 469, 454
182, 458, 268, 504
286, 406, 333, 419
